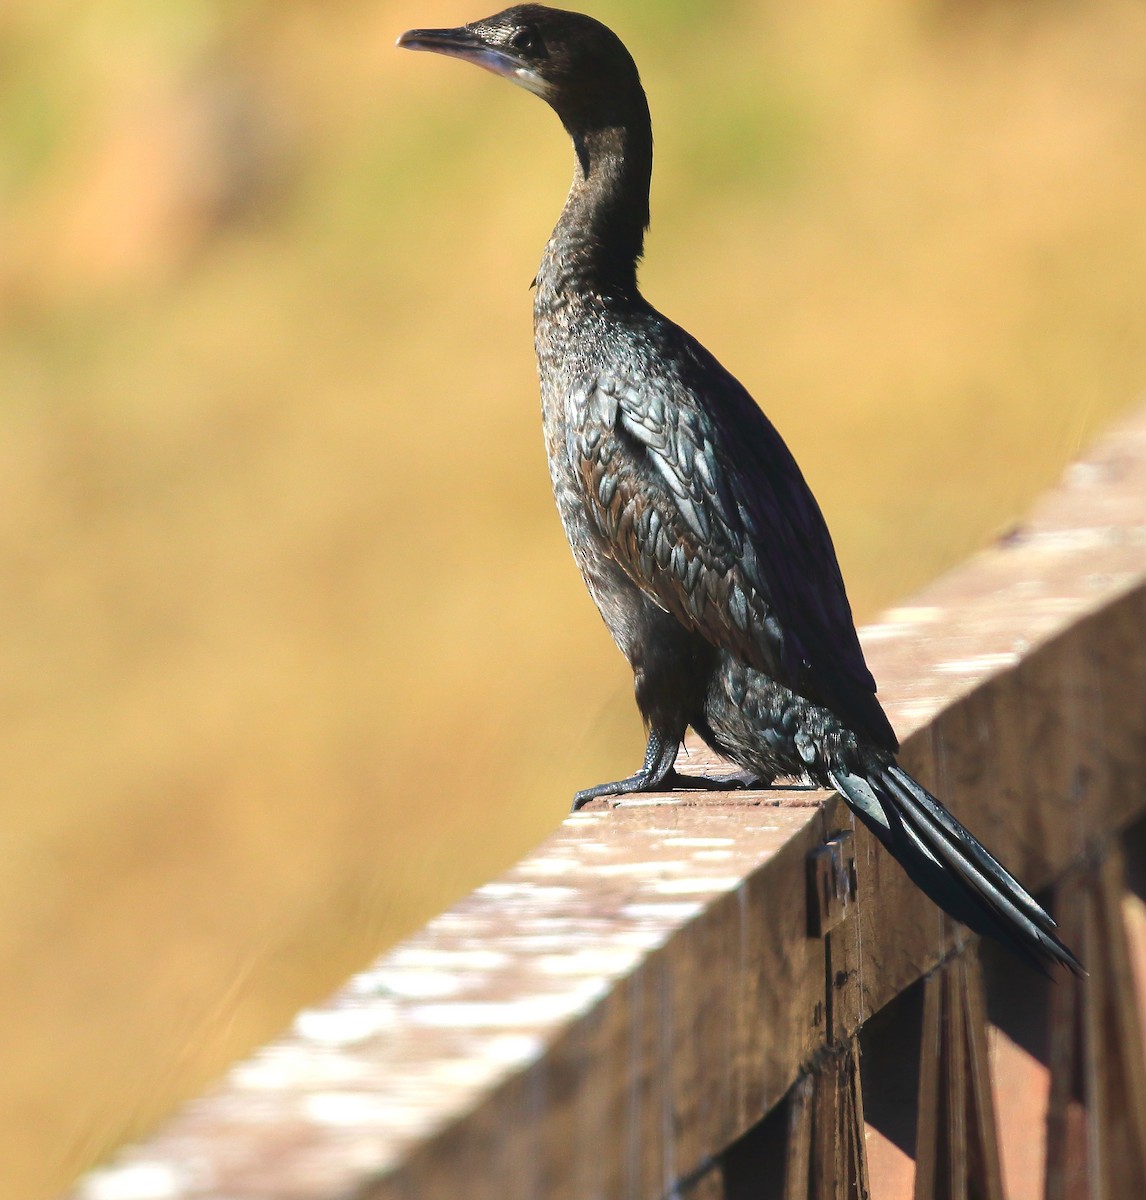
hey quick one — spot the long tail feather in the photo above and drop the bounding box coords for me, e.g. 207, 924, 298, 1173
830, 764, 1083, 975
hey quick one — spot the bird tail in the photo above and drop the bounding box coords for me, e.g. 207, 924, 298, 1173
830, 762, 1083, 975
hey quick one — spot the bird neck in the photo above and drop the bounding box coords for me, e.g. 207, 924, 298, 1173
538, 113, 653, 308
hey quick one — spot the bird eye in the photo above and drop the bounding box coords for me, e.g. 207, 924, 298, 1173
508, 25, 545, 56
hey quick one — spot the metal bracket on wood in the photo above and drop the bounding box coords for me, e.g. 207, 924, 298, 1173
807, 831, 857, 939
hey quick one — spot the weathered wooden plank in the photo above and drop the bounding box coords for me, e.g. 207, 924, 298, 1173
1045, 848, 1146, 1200
722, 1045, 871, 1200
913, 953, 1004, 1200
960, 955, 1004, 1200
806, 1043, 869, 1200
374, 799, 841, 1200
785, 1077, 815, 1200
71, 406, 1146, 1200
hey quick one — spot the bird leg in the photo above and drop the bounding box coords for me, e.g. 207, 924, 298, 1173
571, 728, 763, 812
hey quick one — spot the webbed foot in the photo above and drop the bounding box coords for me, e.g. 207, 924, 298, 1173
571, 732, 770, 812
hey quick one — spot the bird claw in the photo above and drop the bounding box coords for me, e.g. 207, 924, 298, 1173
571, 766, 767, 812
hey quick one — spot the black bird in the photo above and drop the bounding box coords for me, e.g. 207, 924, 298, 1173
398, 6, 1081, 974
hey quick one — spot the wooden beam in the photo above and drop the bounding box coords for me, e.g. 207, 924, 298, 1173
70, 409, 1146, 1200
1045, 848, 1146, 1199
913, 952, 1004, 1200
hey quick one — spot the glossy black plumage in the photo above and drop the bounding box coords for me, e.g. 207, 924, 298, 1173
399, 5, 1081, 974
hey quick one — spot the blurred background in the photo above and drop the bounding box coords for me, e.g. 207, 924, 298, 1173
2, 0, 1145, 1195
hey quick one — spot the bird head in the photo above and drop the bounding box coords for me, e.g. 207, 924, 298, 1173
397, 5, 644, 135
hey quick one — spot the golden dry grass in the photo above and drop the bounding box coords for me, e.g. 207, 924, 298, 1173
2, 0, 1146, 1195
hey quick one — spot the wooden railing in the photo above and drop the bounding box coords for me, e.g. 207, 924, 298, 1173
70, 402, 1146, 1200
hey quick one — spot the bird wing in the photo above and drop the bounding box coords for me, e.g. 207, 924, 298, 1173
570, 361, 897, 751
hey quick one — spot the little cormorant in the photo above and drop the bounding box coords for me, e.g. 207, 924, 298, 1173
398, 5, 1081, 974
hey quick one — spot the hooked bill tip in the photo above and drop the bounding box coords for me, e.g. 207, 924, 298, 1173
396, 27, 467, 54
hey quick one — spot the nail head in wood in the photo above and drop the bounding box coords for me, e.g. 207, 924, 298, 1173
807, 832, 857, 939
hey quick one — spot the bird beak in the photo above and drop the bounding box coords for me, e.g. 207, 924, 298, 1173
396, 26, 550, 98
